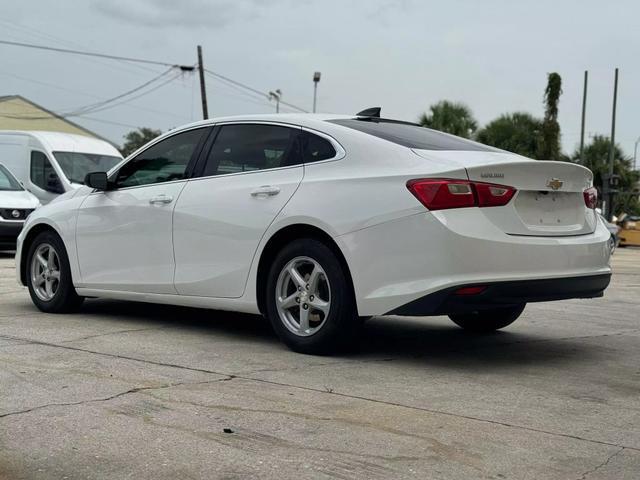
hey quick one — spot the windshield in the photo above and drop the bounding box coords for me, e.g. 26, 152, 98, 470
53, 151, 122, 184
0, 164, 23, 191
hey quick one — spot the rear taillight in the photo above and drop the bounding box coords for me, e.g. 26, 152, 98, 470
583, 187, 598, 209
406, 178, 516, 211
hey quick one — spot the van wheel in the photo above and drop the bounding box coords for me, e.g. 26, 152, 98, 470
26, 231, 84, 313
448, 304, 525, 332
265, 238, 358, 354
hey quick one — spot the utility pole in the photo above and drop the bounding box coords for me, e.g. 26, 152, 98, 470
197, 45, 208, 119
313, 72, 321, 113
269, 89, 282, 113
606, 68, 619, 220
634, 136, 640, 171
579, 70, 588, 164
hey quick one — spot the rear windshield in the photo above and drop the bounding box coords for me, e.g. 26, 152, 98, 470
328, 118, 498, 152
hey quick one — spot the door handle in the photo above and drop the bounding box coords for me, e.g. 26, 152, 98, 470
149, 195, 174, 205
250, 186, 281, 197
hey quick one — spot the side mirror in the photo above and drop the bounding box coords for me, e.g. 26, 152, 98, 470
85, 171, 109, 191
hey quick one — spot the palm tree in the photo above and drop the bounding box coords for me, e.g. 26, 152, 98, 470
418, 101, 478, 139
539, 72, 563, 160
476, 112, 543, 158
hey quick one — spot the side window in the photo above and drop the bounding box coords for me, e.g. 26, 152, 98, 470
30, 151, 63, 193
202, 124, 301, 177
115, 128, 207, 188
302, 131, 337, 163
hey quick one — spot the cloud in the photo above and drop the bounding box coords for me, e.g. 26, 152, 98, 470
91, 0, 268, 29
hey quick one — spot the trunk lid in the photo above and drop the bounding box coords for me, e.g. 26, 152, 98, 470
412, 150, 597, 237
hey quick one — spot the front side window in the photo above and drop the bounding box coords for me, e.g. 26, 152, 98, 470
30, 151, 64, 193
115, 128, 207, 188
0, 164, 23, 191
202, 124, 301, 177
53, 152, 122, 185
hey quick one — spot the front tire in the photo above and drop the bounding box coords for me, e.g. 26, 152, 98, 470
26, 231, 84, 313
265, 238, 358, 354
448, 304, 525, 333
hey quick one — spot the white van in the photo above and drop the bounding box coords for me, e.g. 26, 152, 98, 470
0, 131, 123, 204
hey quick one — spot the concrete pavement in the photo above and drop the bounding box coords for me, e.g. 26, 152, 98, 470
0, 248, 639, 479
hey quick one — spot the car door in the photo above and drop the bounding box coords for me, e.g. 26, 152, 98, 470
173, 123, 304, 298
75, 127, 210, 294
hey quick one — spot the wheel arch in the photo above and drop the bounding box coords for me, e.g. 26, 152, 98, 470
255, 223, 356, 316
19, 222, 64, 286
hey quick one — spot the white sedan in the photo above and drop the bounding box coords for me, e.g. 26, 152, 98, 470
16, 111, 611, 353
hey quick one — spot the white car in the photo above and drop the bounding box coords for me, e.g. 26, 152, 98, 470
15, 111, 612, 353
0, 163, 40, 251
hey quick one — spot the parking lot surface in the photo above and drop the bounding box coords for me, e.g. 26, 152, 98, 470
0, 249, 639, 479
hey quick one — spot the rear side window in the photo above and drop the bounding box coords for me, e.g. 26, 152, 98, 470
301, 131, 337, 163
202, 124, 301, 177
328, 119, 498, 152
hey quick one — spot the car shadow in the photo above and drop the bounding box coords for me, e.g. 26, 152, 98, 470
77, 299, 598, 369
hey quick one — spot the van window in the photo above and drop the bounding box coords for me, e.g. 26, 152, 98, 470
53, 152, 122, 184
30, 151, 63, 193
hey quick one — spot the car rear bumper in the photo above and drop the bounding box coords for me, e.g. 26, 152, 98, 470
387, 273, 611, 316
0, 221, 23, 249
336, 209, 612, 316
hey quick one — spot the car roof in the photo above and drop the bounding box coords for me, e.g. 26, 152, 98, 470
166, 113, 353, 134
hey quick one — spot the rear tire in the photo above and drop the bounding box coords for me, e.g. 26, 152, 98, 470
448, 304, 525, 333
26, 231, 84, 313
265, 238, 358, 354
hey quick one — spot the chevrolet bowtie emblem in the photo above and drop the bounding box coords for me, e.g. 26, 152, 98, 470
547, 178, 563, 190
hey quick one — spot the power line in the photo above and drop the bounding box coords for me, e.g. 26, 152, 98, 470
0, 38, 186, 68
1, 37, 310, 114
1, 70, 186, 121
204, 69, 308, 113
65, 67, 178, 116
0, 69, 192, 121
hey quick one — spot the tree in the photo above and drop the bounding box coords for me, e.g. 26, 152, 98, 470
476, 112, 543, 158
121, 127, 162, 157
571, 135, 640, 215
418, 101, 478, 138
539, 72, 562, 160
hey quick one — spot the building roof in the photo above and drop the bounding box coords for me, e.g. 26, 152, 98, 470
0, 95, 117, 147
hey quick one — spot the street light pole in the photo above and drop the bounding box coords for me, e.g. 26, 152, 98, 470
269, 89, 282, 113
634, 137, 640, 171
313, 71, 321, 113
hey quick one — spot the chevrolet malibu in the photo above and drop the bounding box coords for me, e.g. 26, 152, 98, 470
16, 111, 612, 353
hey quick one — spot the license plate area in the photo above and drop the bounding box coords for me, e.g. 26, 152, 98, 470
514, 191, 584, 228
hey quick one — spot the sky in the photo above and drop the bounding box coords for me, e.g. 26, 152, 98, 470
1, 0, 638, 158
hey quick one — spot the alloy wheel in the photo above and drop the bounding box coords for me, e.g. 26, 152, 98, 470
275, 256, 331, 337
30, 243, 61, 302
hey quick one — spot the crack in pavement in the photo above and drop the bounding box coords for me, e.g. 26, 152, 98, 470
0, 377, 233, 419
1, 332, 639, 453
575, 446, 625, 480
58, 326, 167, 344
